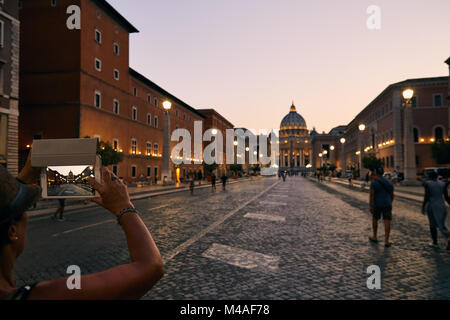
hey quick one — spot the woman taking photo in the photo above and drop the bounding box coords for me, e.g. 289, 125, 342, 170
0, 153, 164, 300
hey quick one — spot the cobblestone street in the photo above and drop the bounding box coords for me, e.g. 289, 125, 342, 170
15, 176, 450, 300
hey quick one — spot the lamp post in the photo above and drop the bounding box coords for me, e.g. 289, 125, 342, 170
402, 89, 419, 185
358, 124, 366, 180
161, 100, 172, 184
340, 137, 346, 175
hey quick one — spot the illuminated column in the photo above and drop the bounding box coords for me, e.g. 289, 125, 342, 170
402, 89, 420, 185
446, 57, 450, 136
161, 101, 173, 184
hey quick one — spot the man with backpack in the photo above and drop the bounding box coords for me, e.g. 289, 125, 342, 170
369, 167, 394, 247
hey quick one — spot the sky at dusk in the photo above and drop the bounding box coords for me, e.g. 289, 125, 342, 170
108, 0, 450, 133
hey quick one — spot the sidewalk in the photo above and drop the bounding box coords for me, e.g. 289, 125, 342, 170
310, 176, 425, 203
27, 176, 262, 218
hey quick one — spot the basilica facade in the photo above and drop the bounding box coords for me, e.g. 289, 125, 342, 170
279, 103, 313, 173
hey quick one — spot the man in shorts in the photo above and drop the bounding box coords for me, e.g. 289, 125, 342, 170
369, 167, 394, 247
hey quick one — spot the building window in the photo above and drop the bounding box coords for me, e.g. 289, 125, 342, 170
153, 143, 159, 155
112, 165, 118, 176
390, 156, 394, 168
435, 127, 444, 141
95, 58, 101, 71
113, 99, 119, 114
154, 98, 158, 107
113, 69, 119, 80
413, 128, 419, 143
131, 165, 137, 178
176, 109, 179, 117
132, 107, 137, 121
154, 116, 158, 128
147, 166, 151, 177
147, 94, 151, 103
94, 91, 101, 108
146, 142, 152, 155
0, 20, 4, 48
147, 113, 151, 125
113, 139, 118, 150
433, 94, 442, 107
133, 87, 137, 96
183, 113, 186, 120
113, 42, 119, 56
131, 139, 137, 154
95, 29, 102, 44
154, 167, 158, 180
51, 0, 56, 7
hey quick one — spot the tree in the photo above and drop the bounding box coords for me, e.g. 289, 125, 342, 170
230, 164, 243, 174
203, 162, 218, 176
251, 164, 261, 172
84, 136, 124, 166
362, 155, 383, 171
98, 140, 123, 166
431, 141, 450, 165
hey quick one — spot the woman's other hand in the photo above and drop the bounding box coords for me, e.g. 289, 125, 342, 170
17, 150, 41, 184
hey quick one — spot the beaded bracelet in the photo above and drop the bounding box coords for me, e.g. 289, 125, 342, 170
117, 208, 139, 225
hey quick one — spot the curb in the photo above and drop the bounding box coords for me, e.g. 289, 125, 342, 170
307, 177, 424, 204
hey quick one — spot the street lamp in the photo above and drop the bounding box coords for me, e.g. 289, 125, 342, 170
212, 129, 218, 135
340, 137, 346, 173
358, 123, 366, 179
402, 88, 418, 185
161, 100, 172, 184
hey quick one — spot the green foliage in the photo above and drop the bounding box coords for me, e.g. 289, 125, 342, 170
230, 164, 243, 173
98, 140, 123, 166
362, 155, 383, 171
203, 162, 218, 175
84, 136, 123, 166
431, 141, 450, 165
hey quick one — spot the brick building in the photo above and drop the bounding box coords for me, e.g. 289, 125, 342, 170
19, 0, 230, 182
340, 61, 450, 177
0, 1, 20, 174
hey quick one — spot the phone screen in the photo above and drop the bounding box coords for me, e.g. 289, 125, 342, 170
46, 165, 95, 197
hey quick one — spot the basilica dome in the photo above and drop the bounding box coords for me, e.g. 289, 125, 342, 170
280, 103, 307, 130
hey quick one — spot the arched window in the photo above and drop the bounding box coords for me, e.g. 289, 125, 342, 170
435, 127, 444, 141
413, 128, 419, 143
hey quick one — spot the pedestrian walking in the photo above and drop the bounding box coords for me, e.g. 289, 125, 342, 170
53, 198, 66, 221
282, 171, 286, 182
392, 170, 398, 185
189, 178, 195, 195
348, 173, 353, 187
422, 171, 450, 249
221, 174, 228, 191
0, 154, 164, 300
369, 167, 394, 247
211, 174, 216, 192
